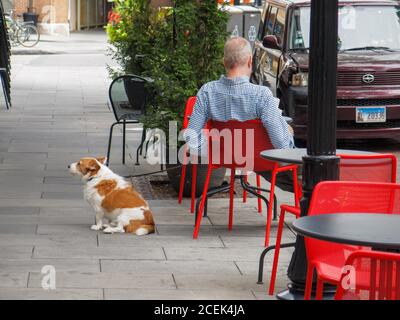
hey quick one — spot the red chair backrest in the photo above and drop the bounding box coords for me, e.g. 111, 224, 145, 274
183, 97, 197, 129
305, 181, 400, 269
335, 250, 400, 300
207, 119, 276, 172
339, 154, 397, 183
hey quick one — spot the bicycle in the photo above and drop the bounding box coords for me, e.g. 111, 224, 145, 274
5, 11, 40, 48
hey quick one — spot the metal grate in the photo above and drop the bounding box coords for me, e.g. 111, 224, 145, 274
337, 98, 400, 106
338, 71, 400, 86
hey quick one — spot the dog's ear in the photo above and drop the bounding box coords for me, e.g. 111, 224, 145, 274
87, 159, 101, 172
96, 157, 107, 165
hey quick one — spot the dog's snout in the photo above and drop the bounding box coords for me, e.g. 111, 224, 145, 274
67, 165, 71, 169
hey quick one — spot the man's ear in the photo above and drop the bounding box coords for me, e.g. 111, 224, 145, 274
96, 157, 107, 165
248, 56, 253, 69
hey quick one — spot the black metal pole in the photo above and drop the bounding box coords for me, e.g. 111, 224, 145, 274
0, 1, 11, 108
277, 0, 340, 300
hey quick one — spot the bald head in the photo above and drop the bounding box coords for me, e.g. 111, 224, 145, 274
224, 37, 253, 72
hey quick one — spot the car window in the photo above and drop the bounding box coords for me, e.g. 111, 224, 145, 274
273, 9, 285, 45
258, 4, 270, 39
266, 7, 278, 36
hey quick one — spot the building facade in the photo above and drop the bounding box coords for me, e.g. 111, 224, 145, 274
2, 0, 172, 35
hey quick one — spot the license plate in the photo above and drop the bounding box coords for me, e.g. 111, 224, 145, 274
356, 107, 386, 123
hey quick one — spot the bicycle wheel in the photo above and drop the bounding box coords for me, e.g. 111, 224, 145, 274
17, 25, 40, 48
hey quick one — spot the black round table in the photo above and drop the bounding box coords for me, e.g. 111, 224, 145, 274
292, 214, 400, 250
260, 148, 376, 165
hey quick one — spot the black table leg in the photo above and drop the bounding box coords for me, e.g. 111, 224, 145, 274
194, 183, 231, 223
240, 176, 277, 219
135, 127, 146, 165
257, 242, 296, 284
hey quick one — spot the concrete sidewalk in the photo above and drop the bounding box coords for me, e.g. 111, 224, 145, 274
0, 30, 337, 300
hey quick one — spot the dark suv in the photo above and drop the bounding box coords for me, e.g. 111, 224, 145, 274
252, 0, 400, 140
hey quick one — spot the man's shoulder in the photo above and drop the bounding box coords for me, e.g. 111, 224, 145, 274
198, 80, 222, 93
248, 82, 273, 96
198, 77, 274, 97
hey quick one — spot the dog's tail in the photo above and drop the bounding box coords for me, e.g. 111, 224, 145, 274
124, 209, 155, 236
135, 224, 155, 236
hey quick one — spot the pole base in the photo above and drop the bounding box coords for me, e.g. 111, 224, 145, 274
277, 283, 336, 300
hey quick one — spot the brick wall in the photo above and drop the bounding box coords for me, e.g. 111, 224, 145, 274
13, 0, 68, 23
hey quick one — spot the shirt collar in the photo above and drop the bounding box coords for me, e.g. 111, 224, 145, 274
220, 75, 250, 86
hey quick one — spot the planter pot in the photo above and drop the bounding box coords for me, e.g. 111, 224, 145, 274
167, 163, 226, 197
23, 13, 39, 26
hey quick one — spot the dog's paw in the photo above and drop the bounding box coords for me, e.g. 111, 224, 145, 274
103, 227, 115, 234
90, 224, 102, 231
103, 227, 125, 234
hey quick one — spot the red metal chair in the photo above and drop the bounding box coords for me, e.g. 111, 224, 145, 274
178, 97, 198, 213
268, 153, 398, 295
335, 250, 400, 300
303, 181, 400, 300
178, 97, 263, 214
192, 120, 300, 247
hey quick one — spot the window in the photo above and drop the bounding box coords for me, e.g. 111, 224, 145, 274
289, 5, 400, 51
273, 9, 285, 45
258, 4, 270, 39
266, 7, 278, 36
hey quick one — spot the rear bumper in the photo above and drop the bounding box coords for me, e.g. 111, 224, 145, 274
288, 86, 400, 140
294, 125, 400, 140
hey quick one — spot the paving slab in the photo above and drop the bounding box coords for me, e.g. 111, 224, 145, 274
0, 259, 100, 273
0, 288, 103, 300
174, 274, 262, 291
0, 273, 29, 288
164, 247, 264, 262
98, 235, 223, 248
0, 215, 93, 225
0, 224, 37, 235
100, 260, 238, 274
0, 234, 96, 247
28, 272, 175, 289
0, 207, 40, 215
104, 289, 256, 300
33, 245, 165, 260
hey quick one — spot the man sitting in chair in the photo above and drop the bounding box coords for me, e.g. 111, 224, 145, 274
185, 36, 296, 192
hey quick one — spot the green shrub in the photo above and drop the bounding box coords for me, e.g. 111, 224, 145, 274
107, 0, 228, 138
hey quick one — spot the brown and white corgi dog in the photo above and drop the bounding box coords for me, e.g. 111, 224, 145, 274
68, 157, 155, 235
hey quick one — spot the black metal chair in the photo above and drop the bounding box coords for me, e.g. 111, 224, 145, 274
0, 69, 10, 110
0, 2, 11, 110
107, 75, 148, 166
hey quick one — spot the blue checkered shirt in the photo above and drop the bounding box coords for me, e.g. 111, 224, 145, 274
185, 75, 295, 153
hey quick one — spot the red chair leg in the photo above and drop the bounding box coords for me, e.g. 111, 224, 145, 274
304, 263, 315, 300
316, 279, 324, 300
269, 207, 287, 295
264, 168, 277, 247
257, 174, 262, 214
243, 175, 247, 203
190, 163, 197, 214
292, 166, 300, 207
193, 165, 212, 239
228, 169, 235, 231
178, 153, 188, 204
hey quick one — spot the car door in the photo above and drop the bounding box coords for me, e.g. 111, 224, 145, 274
253, 5, 286, 96
253, 4, 274, 86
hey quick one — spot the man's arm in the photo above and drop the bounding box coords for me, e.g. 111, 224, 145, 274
258, 88, 295, 149
184, 89, 209, 153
